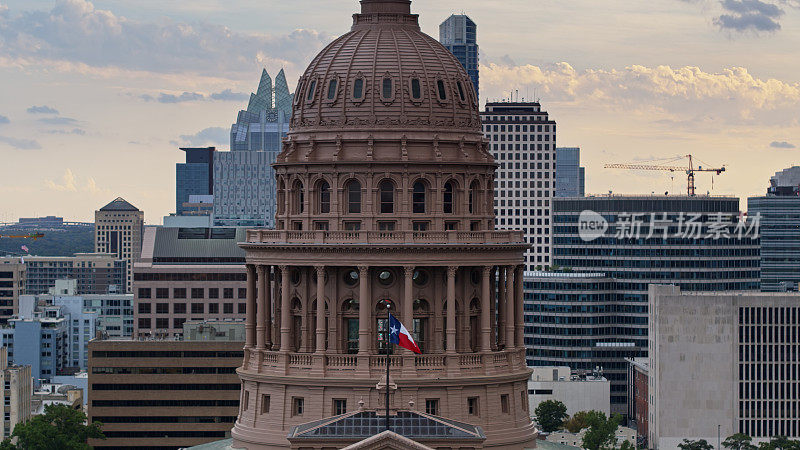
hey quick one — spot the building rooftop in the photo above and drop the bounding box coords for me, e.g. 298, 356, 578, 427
98, 197, 140, 212
524, 271, 608, 279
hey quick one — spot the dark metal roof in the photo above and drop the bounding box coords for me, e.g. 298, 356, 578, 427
288, 410, 485, 441
151, 227, 246, 264
99, 197, 140, 212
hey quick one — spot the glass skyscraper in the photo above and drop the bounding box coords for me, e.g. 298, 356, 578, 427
748, 166, 800, 292
176, 147, 214, 215
440, 15, 479, 98
213, 69, 292, 228
555, 147, 585, 197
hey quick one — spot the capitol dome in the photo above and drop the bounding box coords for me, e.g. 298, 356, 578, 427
288, 0, 481, 137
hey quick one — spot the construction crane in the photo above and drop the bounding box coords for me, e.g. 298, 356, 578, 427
605, 154, 725, 196
0, 233, 45, 240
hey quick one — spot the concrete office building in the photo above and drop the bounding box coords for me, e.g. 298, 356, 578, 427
213, 69, 291, 228
0, 347, 32, 439
37, 280, 133, 338
555, 147, 585, 198
529, 195, 760, 416
177, 147, 216, 215
0, 260, 24, 324
648, 285, 800, 449
528, 366, 611, 418
95, 198, 144, 294
8, 308, 69, 384
87, 321, 244, 449
50, 296, 98, 371
3, 253, 126, 295
748, 166, 800, 292
482, 102, 557, 271
440, 14, 479, 97
232, 1, 534, 448
133, 226, 246, 338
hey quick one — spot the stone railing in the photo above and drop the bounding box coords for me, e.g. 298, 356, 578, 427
245, 348, 527, 378
245, 229, 526, 245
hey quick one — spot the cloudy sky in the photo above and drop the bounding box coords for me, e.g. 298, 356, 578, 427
0, 0, 798, 223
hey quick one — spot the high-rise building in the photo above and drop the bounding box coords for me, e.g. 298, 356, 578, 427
94, 198, 144, 294
647, 285, 800, 449
482, 102, 557, 271
0, 260, 25, 324
555, 147, 585, 197
440, 14, 479, 97
231, 1, 534, 448
8, 307, 69, 384
213, 69, 292, 228
0, 253, 126, 295
87, 321, 244, 449
748, 166, 800, 292
50, 296, 98, 371
0, 347, 32, 440
133, 226, 246, 338
176, 147, 215, 215
527, 195, 760, 416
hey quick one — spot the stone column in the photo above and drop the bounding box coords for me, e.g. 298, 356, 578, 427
265, 266, 272, 349
315, 266, 326, 354
480, 266, 492, 352
490, 266, 497, 350
245, 264, 256, 349
505, 265, 515, 350
515, 264, 525, 348
358, 266, 370, 355
279, 265, 291, 352
272, 268, 281, 349
403, 266, 415, 353
256, 265, 267, 350
446, 266, 457, 354
497, 266, 506, 347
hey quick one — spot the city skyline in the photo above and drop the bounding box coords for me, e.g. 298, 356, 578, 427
1, 0, 799, 222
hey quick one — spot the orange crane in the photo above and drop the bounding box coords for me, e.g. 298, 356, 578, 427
605, 154, 726, 196
0, 233, 45, 240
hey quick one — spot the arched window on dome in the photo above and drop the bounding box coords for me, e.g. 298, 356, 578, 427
456, 81, 466, 103
352, 78, 365, 101
469, 180, 480, 214
443, 181, 455, 214
382, 77, 393, 100
306, 79, 317, 103
318, 180, 331, 214
436, 79, 447, 101
346, 180, 362, 214
379, 180, 394, 214
326, 78, 338, 101
412, 181, 427, 214
410, 78, 422, 100
292, 180, 304, 214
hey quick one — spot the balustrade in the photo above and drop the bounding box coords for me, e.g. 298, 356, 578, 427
245, 229, 525, 245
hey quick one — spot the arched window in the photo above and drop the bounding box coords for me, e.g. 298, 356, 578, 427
379, 180, 394, 214
456, 81, 466, 102
353, 78, 364, 100
436, 79, 447, 101
327, 79, 338, 100
411, 78, 422, 100
443, 181, 455, 214
319, 181, 330, 214
412, 181, 426, 214
346, 180, 361, 214
292, 180, 304, 214
469, 180, 480, 214
277, 179, 286, 215
382, 77, 393, 100
306, 80, 317, 102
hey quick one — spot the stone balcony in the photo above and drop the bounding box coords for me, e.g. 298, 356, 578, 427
244, 229, 526, 246
241, 348, 528, 380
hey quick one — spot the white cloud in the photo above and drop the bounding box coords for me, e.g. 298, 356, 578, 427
770, 140, 796, 148
177, 127, 229, 147
140, 89, 249, 103
27, 105, 59, 114
45, 168, 106, 193
0, 135, 40, 150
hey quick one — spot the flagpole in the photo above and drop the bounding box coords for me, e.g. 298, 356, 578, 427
385, 302, 391, 432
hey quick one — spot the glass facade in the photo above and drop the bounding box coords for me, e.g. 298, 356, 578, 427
555, 147, 585, 198
526, 196, 760, 416
439, 15, 479, 98
748, 194, 800, 292
176, 147, 214, 215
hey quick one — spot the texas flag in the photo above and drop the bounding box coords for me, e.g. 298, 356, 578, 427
388, 313, 421, 354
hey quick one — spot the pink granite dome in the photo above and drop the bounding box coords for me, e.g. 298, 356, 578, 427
289, 0, 481, 134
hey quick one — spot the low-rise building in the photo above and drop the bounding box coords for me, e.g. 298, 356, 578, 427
626, 357, 648, 447
529, 366, 611, 418
546, 426, 637, 448
87, 320, 244, 449
648, 285, 800, 449
0, 346, 32, 439
9, 253, 126, 295
9, 307, 69, 384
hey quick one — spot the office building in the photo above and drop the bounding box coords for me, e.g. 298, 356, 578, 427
213, 69, 291, 228
8, 306, 69, 384
15, 216, 64, 228
482, 102, 557, 271
527, 195, 760, 416
50, 296, 98, 371
440, 14, 479, 97
748, 166, 800, 292
231, 0, 534, 448
133, 226, 246, 338
0, 260, 24, 324
528, 366, 610, 418
1, 253, 126, 295
648, 285, 800, 449
627, 358, 649, 447
555, 147, 585, 197
177, 147, 215, 215
87, 321, 244, 449
0, 347, 32, 439
95, 198, 144, 293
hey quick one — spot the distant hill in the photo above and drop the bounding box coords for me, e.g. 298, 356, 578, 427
0, 226, 95, 257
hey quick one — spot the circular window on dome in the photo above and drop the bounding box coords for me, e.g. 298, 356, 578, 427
413, 269, 429, 286
343, 269, 360, 286
377, 269, 394, 286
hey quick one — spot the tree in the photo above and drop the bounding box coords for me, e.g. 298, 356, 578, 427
758, 436, 800, 450
723, 433, 757, 450
678, 439, 715, 450
534, 400, 568, 433
4, 404, 104, 449
620, 440, 636, 450
564, 410, 593, 433
581, 412, 623, 450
